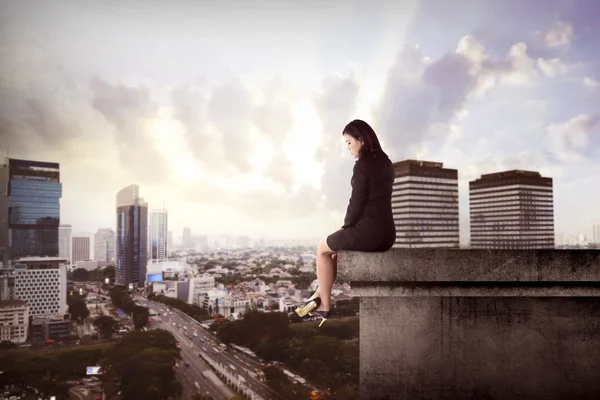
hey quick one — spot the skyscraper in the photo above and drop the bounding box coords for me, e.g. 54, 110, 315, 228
469, 170, 554, 249
58, 225, 72, 263
116, 185, 148, 288
72, 234, 91, 263
94, 228, 115, 262
1, 158, 62, 262
148, 209, 168, 263
391, 160, 460, 248
182, 227, 193, 248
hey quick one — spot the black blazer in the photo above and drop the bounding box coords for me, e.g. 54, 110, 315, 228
342, 151, 396, 238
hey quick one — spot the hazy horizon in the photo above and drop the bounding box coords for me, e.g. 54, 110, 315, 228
1, 0, 599, 242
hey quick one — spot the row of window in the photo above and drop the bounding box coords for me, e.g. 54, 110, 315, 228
470, 184, 553, 194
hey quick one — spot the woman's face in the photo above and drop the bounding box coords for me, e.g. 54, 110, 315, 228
343, 133, 363, 159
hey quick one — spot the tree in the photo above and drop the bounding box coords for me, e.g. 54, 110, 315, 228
102, 329, 182, 400
72, 268, 90, 281
68, 298, 90, 323
92, 315, 119, 339
132, 305, 150, 330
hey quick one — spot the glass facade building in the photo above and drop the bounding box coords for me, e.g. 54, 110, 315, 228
115, 185, 148, 288
149, 209, 168, 263
2, 158, 61, 262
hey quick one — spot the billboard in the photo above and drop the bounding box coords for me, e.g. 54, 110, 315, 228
86, 366, 102, 375
147, 273, 163, 283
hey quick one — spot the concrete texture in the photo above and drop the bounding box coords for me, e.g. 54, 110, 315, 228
338, 249, 600, 400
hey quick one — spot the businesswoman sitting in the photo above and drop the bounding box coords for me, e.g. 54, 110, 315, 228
296, 119, 396, 326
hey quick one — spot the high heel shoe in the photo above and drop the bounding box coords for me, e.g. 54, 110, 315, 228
295, 297, 321, 317
309, 310, 331, 327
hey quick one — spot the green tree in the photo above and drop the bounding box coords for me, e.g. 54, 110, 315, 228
68, 297, 90, 323
132, 305, 150, 330
102, 329, 182, 400
72, 267, 90, 281
93, 315, 119, 339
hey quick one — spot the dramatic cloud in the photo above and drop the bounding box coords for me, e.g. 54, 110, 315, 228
546, 114, 600, 163
542, 21, 574, 49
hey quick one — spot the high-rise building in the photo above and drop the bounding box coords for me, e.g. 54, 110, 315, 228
592, 224, 600, 242
116, 184, 148, 288
1, 158, 62, 263
148, 209, 168, 263
469, 170, 554, 249
94, 228, 115, 262
391, 160, 459, 248
182, 227, 193, 248
0, 267, 15, 300
72, 234, 91, 263
58, 225, 72, 263
167, 230, 173, 251
13, 256, 68, 317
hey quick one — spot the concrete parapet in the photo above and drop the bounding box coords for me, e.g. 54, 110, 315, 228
338, 249, 600, 400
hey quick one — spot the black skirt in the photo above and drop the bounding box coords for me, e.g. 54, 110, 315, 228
326, 222, 396, 252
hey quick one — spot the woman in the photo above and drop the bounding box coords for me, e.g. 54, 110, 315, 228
295, 119, 396, 326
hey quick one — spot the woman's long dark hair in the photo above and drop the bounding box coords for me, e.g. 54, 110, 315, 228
342, 119, 384, 157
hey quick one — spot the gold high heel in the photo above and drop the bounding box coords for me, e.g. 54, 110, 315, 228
309, 310, 331, 327
295, 297, 321, 317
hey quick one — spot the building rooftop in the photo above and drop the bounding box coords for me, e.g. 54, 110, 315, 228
0, 299, 27, 307
16, 256, 68, 262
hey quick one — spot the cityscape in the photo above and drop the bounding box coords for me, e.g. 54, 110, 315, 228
1, 0, 600, 399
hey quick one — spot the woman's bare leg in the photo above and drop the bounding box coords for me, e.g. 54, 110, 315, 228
309, 253, 337, 300
314, 239, 335, 312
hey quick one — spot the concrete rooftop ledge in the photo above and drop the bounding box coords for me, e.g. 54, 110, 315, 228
337, 249, 600, 400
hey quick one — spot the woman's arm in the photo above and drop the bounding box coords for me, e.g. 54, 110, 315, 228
342, 161, 368, 229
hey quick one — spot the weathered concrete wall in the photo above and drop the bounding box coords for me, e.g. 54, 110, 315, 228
338, 249, 600, 400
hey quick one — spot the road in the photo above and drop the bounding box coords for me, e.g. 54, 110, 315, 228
138, 298, 285, 400
151, 317, 234, 400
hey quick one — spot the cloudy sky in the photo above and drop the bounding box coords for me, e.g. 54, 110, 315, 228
1, 0, 599, 243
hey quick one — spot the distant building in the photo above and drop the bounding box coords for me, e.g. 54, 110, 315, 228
29, 315, 70, 342
0, 266, 15, 300
182, 227, 193, 248
94, 228, 115, 262
469, 170, 554, 249
0, 299, 29, 343
149, 209, 168, 263
115, 185, 148, 288
59, 225, 72, 263
391, 160, 459, 248
72, 235, 91, 263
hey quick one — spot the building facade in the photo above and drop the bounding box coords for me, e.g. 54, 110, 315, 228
116, 185, 148, 288
0, 267, 15, 300
94, 228, 115, 262
391, 160, 460, 248
13, 257, 68, 317
58, 224, 72, 263
149, 209, 168, 263
469, 170, 555, 249
2, 158, 62, 262
72, 235, 91, 263
0, 300, 29, 343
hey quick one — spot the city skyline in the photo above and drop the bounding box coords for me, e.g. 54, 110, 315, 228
1, 1, 599, 241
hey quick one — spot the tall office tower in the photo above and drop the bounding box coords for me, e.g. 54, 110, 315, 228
58, 225, 72, 263
167, 230, 173, 251
469, 170, 554, 249
592, 225, 600, 242
0, 267, 15, 300
182, 227, 193, 248
391, 160, 459, 248
1, 158, 62, 263
148, 209, 168, 263
116, 185, 148, 288
71, 234, 91, 263
94, 228, 115, 262
13, 257, 68, 317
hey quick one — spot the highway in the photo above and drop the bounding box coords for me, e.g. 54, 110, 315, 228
138, 298, 285, 400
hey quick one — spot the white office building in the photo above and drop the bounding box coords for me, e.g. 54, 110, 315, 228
72, 234, 91, 263
0, 299, 29, 343
58, 225, 72, 263
188, 276, 216, 306
149, 209, 168, 263
13, 257, 68, 317
94, 228, 115, 262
